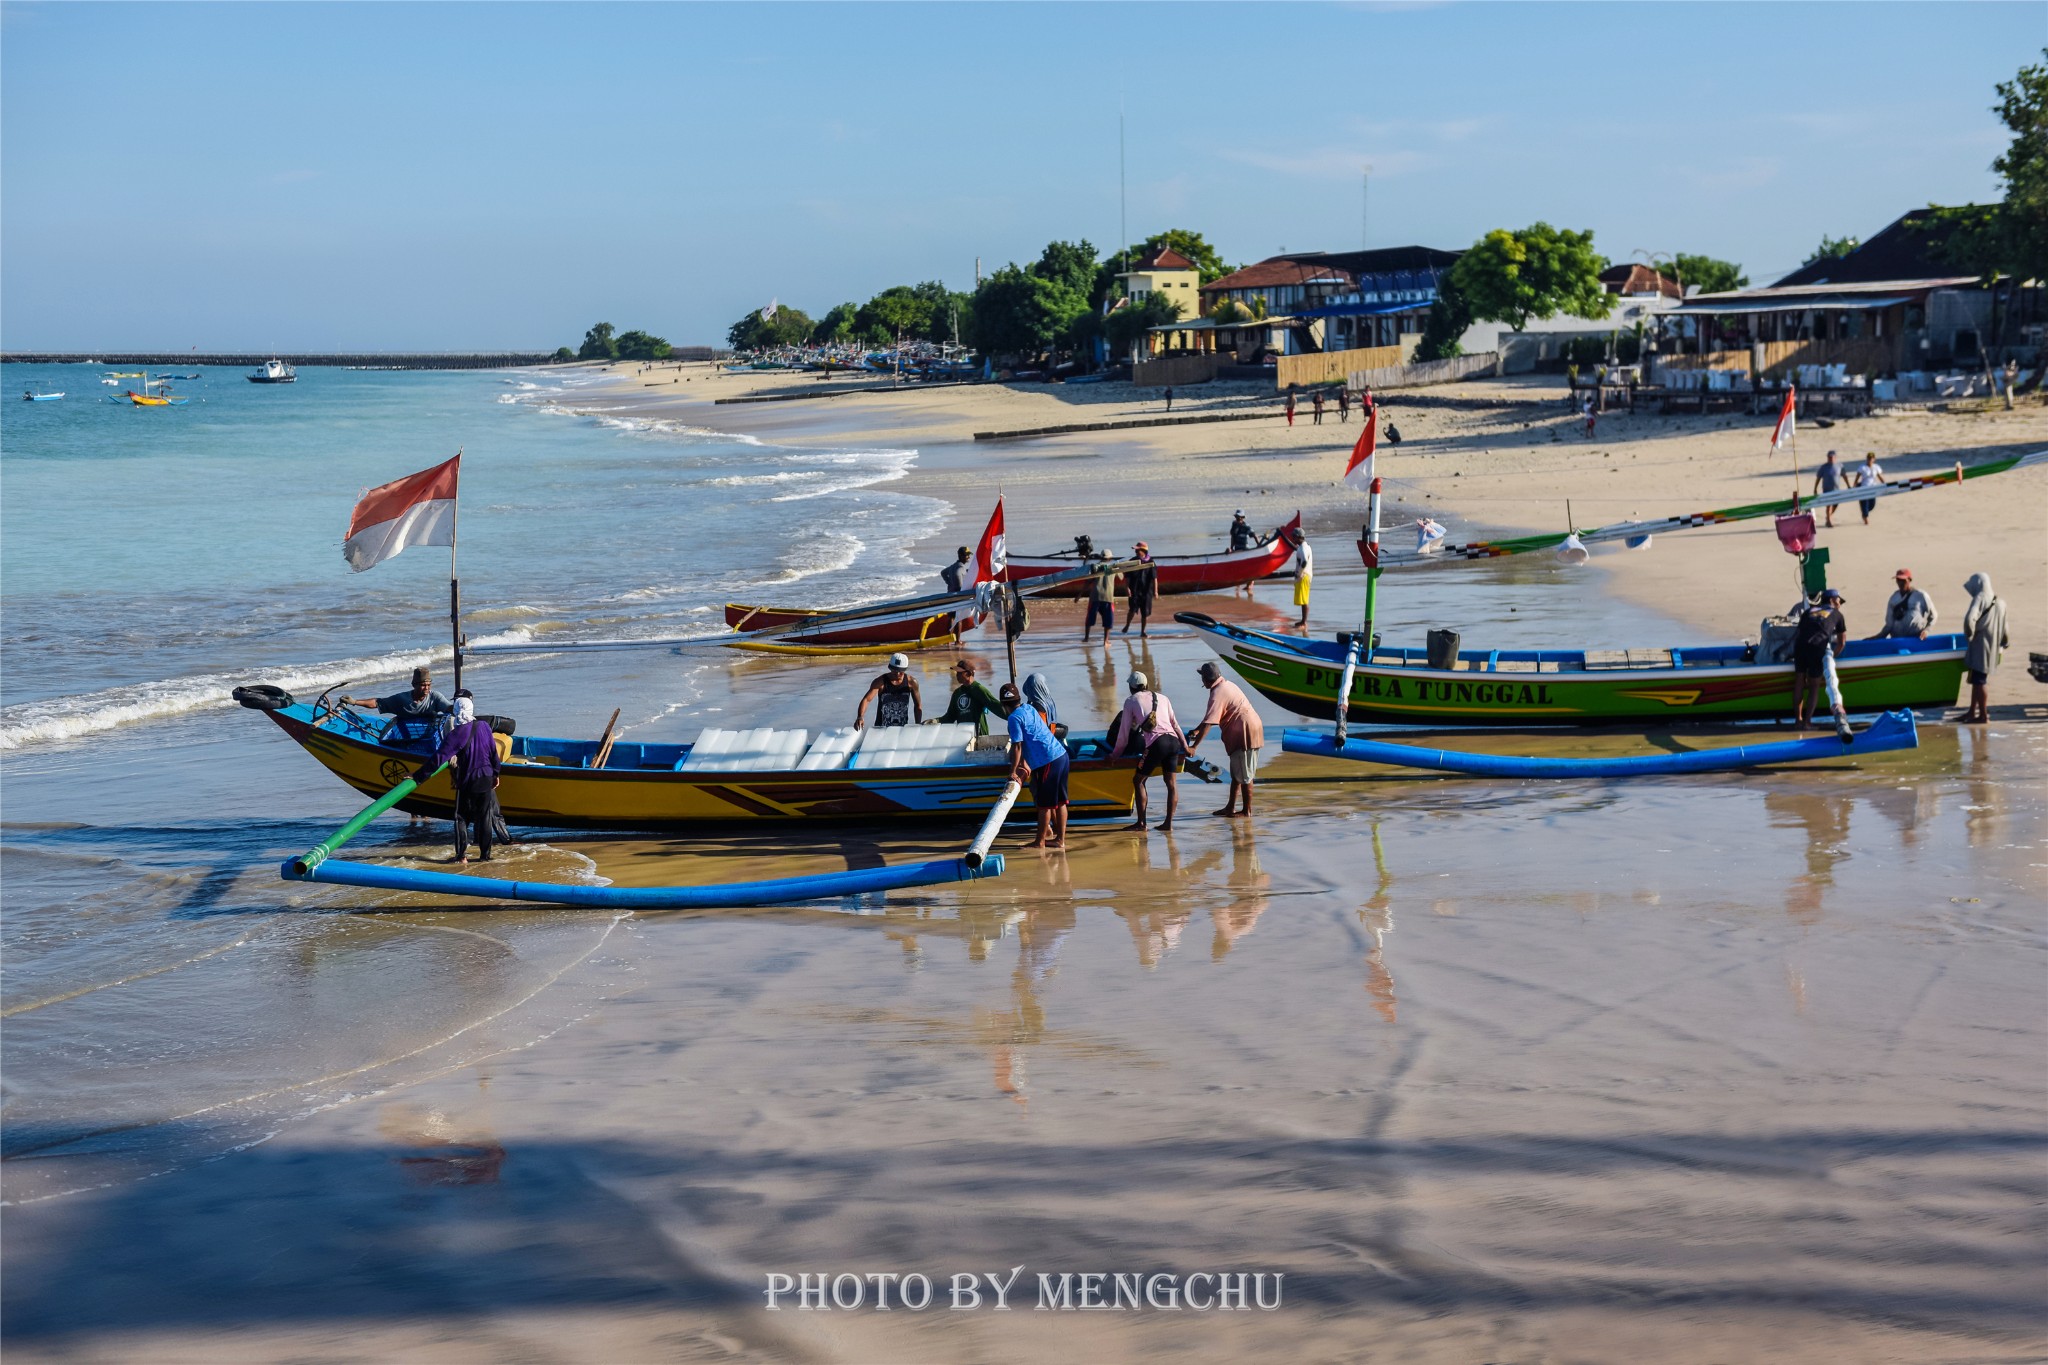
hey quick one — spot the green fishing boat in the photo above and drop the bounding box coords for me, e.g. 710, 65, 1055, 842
1176, 612, 1968, 725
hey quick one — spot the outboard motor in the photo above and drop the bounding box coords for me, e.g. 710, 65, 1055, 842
1072, 533, 1095, 559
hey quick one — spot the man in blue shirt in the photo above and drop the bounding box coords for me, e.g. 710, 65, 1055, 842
1002, 681, 1069, 851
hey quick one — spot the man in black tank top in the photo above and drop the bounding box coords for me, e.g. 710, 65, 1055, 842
856, 652, 924, 728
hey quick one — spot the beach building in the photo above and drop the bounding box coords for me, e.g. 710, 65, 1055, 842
1657, 208, 2033, 385
1113, 246, 1204, 361
1482, 265, 1687, 373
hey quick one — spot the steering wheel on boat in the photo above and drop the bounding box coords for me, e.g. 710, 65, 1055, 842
311, 683, 385, 740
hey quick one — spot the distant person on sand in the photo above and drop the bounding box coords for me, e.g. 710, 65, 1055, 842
1121, 542, 1157, 638
419, 693, 500, 865
941, 545, 974, 594
1187, 661, 1264, 818
1083, 554, 1118, 645
1163, 386, 1174, 412
1791, 589, 1847, 731
1876, 568, 1936, 640
935, 658, 1004, 735
1813, 450, 1844, 526
1288, 527, 1313, 627
856, 653, 923, 727
1582, 396, 1597, 438
1003, 681, 1069, 850
1855, 452, 1886, 524
1960, 573, 2009, 724
1110, 670, 1187, 831
1285, 391, 1296, 427
1311, 391, 1325, 425
1337, 388, 1351, 423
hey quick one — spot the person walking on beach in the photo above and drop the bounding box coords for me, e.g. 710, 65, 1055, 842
1288, 527, 1313, 627
1582, 395, 1597, 438
1002, 681, 1069, 850
1121, 542, 1157, 638
1188, 661, 1264, 819
1110, 670, 1187, 831
1163, 386, 1174, 412
1855, 452, 1886, 524
1960, 573, 2009, 724
420, 693, 501, 865
1813, 450, 1844, 527
1285, 391, 1296, 427
1311, 390, 1325, 425
856, 653, 923, 727
935, 658, 1004, 734
941, 545, 974, 594
1876, 569, 1936, 640
1082, 554, 1118, 645
1791, 589, 1847, 730
1337, 387, 1351, 423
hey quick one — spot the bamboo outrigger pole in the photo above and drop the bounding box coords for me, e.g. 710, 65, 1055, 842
1334, 476, 1383, 746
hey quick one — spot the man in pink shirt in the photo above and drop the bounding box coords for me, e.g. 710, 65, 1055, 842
1109, 670, 1187, 831
1186, 661, 1265, 818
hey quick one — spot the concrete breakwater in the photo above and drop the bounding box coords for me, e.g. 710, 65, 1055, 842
2, 351, 561, 370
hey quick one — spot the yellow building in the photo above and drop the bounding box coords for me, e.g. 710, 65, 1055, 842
1115, 246, 1203, 357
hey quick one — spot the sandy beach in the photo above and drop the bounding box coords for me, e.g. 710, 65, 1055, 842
5, 364, 2043, 1364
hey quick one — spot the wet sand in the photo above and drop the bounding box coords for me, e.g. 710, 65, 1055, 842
5, 368, 2045, 1363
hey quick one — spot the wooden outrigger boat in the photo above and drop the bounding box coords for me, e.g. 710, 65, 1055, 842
1177, 611, 1968, 725
1003, 514, 1301, 597
722, 599, 972, 650
237, 691, 1139, 826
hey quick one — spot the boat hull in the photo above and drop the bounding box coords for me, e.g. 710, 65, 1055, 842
262, 705, 1135, 825
1181, 615, 1967, 725
1002, 515, 1300, 597
722, 602, 970, 647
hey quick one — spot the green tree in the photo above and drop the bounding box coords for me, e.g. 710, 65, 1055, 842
1803, 234, 1861, 265
970, 240, 1101, 361
578, 321, 618, 360
726, 306, 815, 351
1413, 277, 1473, 361
857, 285, 936, 344
813, 302, 859, 343
552, 346, 575, 362
1102, 291, 1186, 354
1655, 254, 1747, 295
1450, 224, 1613, 333
615, 329, 672, 361
1989, 51, 2048, 283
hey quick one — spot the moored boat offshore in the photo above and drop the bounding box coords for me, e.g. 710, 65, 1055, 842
1178, 612, 1969, 724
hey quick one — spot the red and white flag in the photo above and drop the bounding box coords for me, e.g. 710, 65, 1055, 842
1770, 387, 1798, 452
343, 454, 459, 572
973, 498, 1007, 583
1342, 396, 1378, 491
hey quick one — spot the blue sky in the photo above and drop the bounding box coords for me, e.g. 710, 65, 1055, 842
0, 2, 2025, 351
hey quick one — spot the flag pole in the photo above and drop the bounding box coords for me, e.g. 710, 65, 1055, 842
1336, 477, 1382, 746
450, 449, 464, 694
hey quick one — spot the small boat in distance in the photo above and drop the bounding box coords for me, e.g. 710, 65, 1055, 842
22, 383, 65, 401
248, 358, 297, 384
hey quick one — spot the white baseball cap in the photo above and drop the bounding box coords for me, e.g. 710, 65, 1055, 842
888, 652, 909, 669
1127, 671, 1148, 690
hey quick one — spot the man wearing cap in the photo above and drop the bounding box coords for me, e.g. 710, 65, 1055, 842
341, 667, 453, 728
1791, 589, 1848, 730
1003, 681, 1069, 850
856, 653, 923, 728
1876, 569, 1936, 640
940, 545, 975, 595
1110, 670, 1187, 831
1121, 543, 1157, 638
1229, 510, 1254, 552
935, 658, 1004, 735
1187, 661, 1264, 818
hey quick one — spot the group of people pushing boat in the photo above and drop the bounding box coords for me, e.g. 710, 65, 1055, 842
1790, 568, 2011, 730
850, 649, 1267, 849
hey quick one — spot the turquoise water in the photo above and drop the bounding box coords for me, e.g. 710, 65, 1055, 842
0, 362, 944, 746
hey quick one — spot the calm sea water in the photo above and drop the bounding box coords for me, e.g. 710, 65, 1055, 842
0, 362, 944, 748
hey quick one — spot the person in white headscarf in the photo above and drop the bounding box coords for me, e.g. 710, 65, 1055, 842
1961, 573, 2008, 724
421, 688, 502, 863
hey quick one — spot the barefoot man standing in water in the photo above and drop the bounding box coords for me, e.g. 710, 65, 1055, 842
1187, 660, 1264, 818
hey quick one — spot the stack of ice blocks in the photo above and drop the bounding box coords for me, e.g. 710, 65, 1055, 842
677, 727, 810, 773
849, 723, 1001, 769
797, 726, 862, 771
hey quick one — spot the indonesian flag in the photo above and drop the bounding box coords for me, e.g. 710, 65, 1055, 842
1342, 395, 1378, 491
973, 498, 1007, 583
1770, 387, 1797, 451
343, 455, 459, 573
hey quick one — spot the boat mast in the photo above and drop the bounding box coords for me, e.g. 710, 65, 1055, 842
450, 448, 465, 693
1335, 477, 1383, 745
